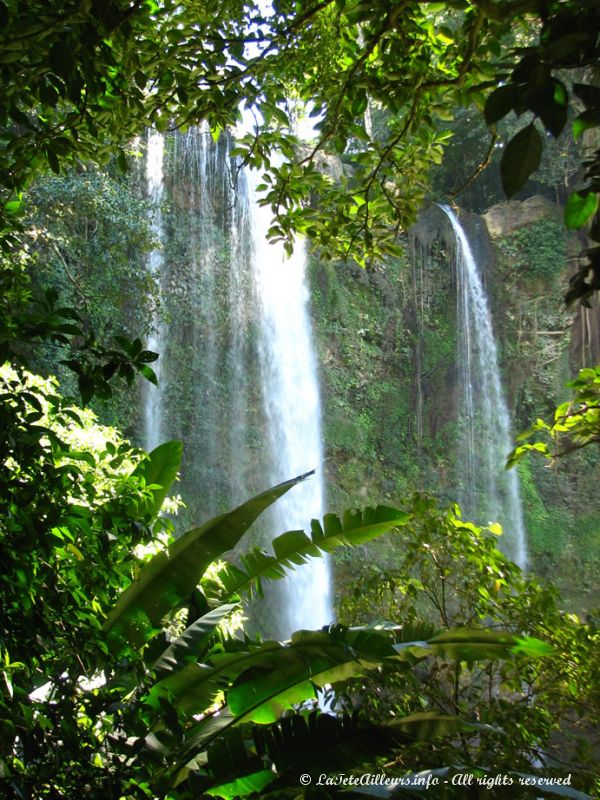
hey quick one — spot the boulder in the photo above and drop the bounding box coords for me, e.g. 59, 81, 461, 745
483, 195, 561, 238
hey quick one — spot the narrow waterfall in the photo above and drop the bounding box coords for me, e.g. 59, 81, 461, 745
143, 130, 165, 451
248, 170, 333, 638
441, 205, 528, 568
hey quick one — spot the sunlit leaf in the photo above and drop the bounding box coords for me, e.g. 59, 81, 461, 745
103, 473, 310, 651
564, 191, 598, 229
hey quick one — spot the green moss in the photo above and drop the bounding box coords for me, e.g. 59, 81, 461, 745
496, 218, 568, 282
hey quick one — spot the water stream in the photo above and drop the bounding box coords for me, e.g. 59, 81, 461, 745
143, 130, 165, 451
143, 129, 333, 636
248, 168, 332, 637
441, 204, 528, 568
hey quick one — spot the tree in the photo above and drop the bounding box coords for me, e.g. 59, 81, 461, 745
0, 365, 171, 796
2, 3, 600, 796
1, 0, 599, 273
338, 495, 600, 786
509, 365, 600, 464
0, 367, 565, 798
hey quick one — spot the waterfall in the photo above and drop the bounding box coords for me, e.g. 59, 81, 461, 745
155, 127, 256, 517
441, 205, 528, 568
227, 160, 254, 504
143, 129, 332, 635
248, 169, 333, 638
143, 130, 165, 451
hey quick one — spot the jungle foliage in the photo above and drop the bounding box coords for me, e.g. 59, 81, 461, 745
3, 367, 598, 800
1, 0, 600, 798
509, 365, 600, 465
0, 0, 599, 275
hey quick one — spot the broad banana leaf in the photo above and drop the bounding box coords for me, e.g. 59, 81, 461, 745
403, 628, 554, 663
205, 770, 276, 799
202, 713, 478, 800
171, 710, 494, 798
153, 603, 240, 677
103, 472, 311, 652
154, 625, 551, 724
158, 624, 552, 792
215, 505, 412, 599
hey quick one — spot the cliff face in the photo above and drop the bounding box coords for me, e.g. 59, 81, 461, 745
483, 196, 600, 368
310, 197, 600, 609
482, 196, 562, 237
28, 144, 599, 608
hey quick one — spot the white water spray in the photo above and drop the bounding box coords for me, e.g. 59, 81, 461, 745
143, 128, 332, 635
248, 169, 333, 637
441, 205, 527, 568
144, 131, 165, 451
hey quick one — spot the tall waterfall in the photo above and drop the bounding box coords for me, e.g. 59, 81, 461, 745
441, 205, 527, 568
248, 170, 332, 638
143, 128, 332, 636
143, 130, 165, 451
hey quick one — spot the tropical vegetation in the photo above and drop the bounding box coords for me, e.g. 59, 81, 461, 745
1, 0, 600, 798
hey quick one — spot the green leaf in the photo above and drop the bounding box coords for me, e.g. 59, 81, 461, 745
510, 636, 554, 657
131, 440, 182, 521
417, 628, 552, 662
155, 627, 396, 720
521, 80, 568, 137
538, 96, 568, 138
205, 770, 276, 799
216, 505, 412, 599
138, 364, 158, 384
389, 711, 483, 740
162, 623, 539, 791
153, 644, 284, 718
50, 136, 71, 155
48, 42, 71, 79
501, 125, 542, 197
102, 473, 310, 652
47, 148, 60, 175
117, 150, 128, 173
202, 714, 478, 799
484, 84, 517, 125
542, 32, 590, 61
564, 191, 599, 229
153, 604, 239, 676
4, 198, 23, 215
573, 109, 600, 139
223, 626, 543, 724
137, 350, 159, 363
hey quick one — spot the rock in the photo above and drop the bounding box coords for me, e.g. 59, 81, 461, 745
295, 145, 346, 181
482, 195, 561, 238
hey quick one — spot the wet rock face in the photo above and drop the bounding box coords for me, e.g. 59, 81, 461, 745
483, 195, 561, 238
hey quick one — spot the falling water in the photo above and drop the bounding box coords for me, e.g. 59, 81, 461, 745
227, 162, 254, 503
248, 169, 333, 638
143, 128, 332, 634
143, 130, 165, 451
155, 127, 257, 516
441, 205, 527, 568
178, 127, 234, 513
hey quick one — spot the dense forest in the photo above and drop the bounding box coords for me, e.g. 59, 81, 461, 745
1, 1, 600, 798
